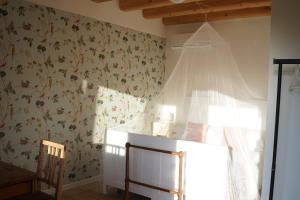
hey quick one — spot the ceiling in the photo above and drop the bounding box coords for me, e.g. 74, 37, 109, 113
93, 0, 271, 25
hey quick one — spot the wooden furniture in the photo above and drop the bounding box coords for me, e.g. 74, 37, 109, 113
12, 140, 65, 200
124, 142, 184, 200
0, 161, 36, 200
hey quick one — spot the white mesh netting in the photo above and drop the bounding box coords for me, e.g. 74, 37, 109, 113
112, 23, 266, 199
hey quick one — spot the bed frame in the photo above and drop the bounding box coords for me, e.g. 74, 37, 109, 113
124, 143, 184, 200
103, 129, 229, 200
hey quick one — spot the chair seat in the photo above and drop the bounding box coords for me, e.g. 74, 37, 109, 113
12, 191, 54, 200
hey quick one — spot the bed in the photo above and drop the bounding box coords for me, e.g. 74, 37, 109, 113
102, 129, 229, 200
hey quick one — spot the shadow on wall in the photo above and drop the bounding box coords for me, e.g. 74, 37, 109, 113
0, 0, 165, 183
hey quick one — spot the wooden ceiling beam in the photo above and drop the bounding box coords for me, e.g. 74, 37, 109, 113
144, 0, 271, 19
119, 0, 204, 11
91, 0, 112, 3
162, 6, 271, 25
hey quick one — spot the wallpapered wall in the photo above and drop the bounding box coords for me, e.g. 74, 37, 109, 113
0, 0, 166, 183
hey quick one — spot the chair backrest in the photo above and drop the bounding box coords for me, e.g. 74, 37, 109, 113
37, 140, 65, 200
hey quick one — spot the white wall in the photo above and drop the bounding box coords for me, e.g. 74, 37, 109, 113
262, 0, 300, 199
26, 0, 165, 37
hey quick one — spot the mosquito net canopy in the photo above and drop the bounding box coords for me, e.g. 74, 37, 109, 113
113, 23, 266, 199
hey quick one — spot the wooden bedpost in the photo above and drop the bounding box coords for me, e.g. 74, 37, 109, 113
178, 151, 184, 200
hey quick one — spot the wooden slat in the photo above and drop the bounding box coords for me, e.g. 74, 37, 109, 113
47, 146, 53, 186
119, 0, 204, 11
50, 147, 57, 185
129, 143, 182, 156
46, 146, 51, 181
129, 179, 179, 195
43, 140, 64, 150
163, 6, 271, 25
144, 0, 271, 19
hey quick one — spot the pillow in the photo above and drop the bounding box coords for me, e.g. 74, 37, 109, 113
183, 122, 208, 143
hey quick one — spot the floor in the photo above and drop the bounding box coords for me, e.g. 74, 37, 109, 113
62, 182, 150, 200
62, 182, 120, 200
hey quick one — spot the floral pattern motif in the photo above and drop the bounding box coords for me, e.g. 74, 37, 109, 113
0, 0, 165, 183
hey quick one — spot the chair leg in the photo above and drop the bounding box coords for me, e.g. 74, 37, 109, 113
31, 179, 36, 193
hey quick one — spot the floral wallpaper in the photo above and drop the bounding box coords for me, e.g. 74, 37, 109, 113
0, 0, 166, 183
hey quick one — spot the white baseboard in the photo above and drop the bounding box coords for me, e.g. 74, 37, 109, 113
43, 175, 101, 194
63, 175, 101, 191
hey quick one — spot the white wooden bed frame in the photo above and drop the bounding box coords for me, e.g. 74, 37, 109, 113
102, 129, 229, 200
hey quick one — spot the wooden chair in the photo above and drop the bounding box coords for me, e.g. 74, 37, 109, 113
13, 140, 65, 200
